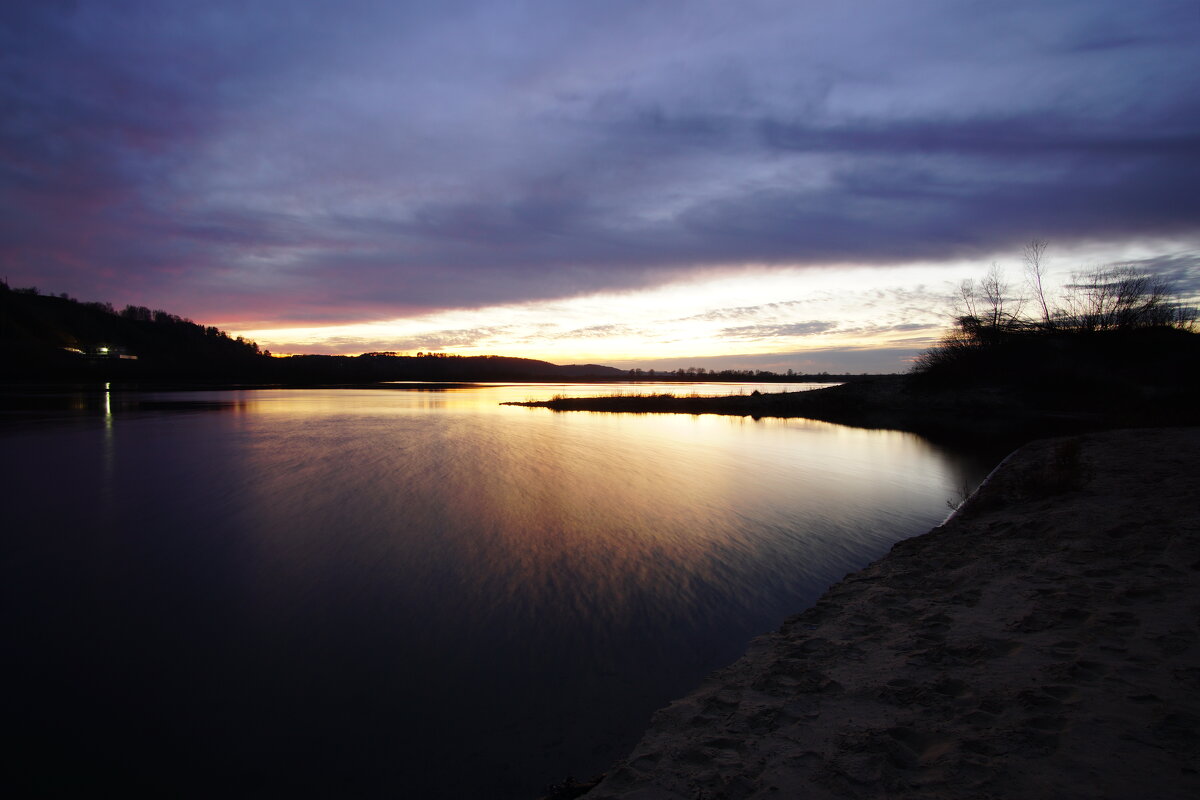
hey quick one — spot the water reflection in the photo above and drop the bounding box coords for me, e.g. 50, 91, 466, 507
0, 384, 251, 426
2, 384, 997, 798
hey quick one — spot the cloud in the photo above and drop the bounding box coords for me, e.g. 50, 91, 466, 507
1107, 252, 1200, 298
834, 321, 942, 338
400, 328, 509, 350
2, 1, 1199, 326
718, 321, 837, 340
559, 323, 641, 339
681, 300, 812, 323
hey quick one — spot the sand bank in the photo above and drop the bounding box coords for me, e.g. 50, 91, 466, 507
581, 428, 1200, 799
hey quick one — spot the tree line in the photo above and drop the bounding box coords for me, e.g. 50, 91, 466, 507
915, 240, 1198, 375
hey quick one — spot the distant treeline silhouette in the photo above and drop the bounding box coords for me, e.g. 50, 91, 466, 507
1, 283, 874, 384
277, 352, 628, 382
626, 367, 839, 380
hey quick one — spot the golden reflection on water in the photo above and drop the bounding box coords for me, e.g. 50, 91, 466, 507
231, 384, 967, 642
233, 381, 834, 416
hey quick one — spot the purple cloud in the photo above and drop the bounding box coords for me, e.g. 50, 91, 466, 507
2, 1, 1198, 325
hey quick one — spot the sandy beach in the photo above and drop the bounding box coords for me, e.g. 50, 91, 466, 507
580, 428, 1200, 799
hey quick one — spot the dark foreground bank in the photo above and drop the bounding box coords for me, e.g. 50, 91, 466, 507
570, 428, 1200, 799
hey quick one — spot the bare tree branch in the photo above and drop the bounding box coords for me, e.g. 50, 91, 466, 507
1023, 238, 1051, 328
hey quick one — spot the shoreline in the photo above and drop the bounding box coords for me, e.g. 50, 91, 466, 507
503, 375, 1200, 449
576, 428, 1200, 799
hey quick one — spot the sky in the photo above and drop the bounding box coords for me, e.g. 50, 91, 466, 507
3, 1, 1199, 372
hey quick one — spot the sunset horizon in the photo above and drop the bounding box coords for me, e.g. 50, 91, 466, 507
5, 2, 1198, 374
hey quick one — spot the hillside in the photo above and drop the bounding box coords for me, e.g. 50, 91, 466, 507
0, 285, 628, 383
274, 353, 627, 383
0, 286, 267, 380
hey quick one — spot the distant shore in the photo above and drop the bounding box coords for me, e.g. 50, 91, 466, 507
573, 427, 1200, 799
503, 375, 1166, 447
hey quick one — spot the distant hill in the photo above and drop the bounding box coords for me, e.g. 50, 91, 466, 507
554, 363, 628, 377
275, 353, 628, 383
0, 285, 629, 383
0, 285, 267, 380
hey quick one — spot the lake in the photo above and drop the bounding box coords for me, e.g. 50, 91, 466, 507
2, 383, 997, 798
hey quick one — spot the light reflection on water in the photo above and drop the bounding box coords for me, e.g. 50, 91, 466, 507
3, 384, 996, 798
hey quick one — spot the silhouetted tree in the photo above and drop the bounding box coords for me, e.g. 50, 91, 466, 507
1057, 265, 1192, 332
914, 246, 1198, 380
1023, 238, 1052, 328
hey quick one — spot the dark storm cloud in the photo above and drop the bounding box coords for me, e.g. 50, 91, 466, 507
3, 1, 1199, 322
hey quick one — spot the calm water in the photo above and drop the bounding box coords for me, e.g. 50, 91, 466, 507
2, 383, 996, 798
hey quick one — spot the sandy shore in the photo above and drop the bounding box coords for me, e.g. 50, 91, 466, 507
580, 428, 1200, 799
